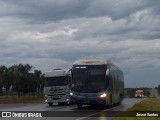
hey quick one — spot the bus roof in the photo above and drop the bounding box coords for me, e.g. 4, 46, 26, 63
73, 57, 110, 65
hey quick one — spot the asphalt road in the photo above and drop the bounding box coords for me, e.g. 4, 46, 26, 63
0, 98, 144, 120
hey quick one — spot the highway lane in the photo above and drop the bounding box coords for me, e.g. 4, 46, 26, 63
0, 98, 144, 120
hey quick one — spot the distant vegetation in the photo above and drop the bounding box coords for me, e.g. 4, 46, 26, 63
155, 85, 160, 96
0, 64, 44, 97
124, 88, 151, 98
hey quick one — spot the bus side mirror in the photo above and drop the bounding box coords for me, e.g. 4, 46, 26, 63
67, 75, 71, 85
68, 69, 73, 84
106, 69, 109, 76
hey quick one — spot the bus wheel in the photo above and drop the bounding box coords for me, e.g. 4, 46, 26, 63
108, 95, 112, 108
118, 94, 122, 105
48, 103, 53, 106
77, 104, 82, 109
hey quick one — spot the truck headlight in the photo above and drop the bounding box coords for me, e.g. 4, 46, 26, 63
44, 95, 47, 99
100, 93, 107, 98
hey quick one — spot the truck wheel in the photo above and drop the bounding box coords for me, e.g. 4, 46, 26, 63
77, 104, 82, 109
69, 102, 73, 105
58, 102, 67, 105
58, 102, 63, 105
48, 103, 53, 106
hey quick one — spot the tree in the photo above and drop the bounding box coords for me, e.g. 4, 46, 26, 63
9, 64, 33, 97
0, 64, 43, 97
34, 70, 41, 92
157, 85, 160, 95
0, 66, 10, 95
28, 70, 43, 95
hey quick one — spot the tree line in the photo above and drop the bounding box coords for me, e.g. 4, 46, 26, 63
124, 88, 151, 98
125, 86, 160, 98
0, 64, 44, 97
155, 85, 160, 95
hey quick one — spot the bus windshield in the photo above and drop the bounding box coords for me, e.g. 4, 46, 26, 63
44, 76, 68, 86
72, 65, 107, 92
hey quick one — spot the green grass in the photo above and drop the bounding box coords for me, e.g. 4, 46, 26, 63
114, 98, 160, 120
0, 96, 44, 104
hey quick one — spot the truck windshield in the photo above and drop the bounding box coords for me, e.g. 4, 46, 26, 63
72, 65, 107, 92
44, 76, 68, 86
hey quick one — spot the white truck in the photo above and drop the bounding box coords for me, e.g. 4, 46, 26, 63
44, 69, 72, 106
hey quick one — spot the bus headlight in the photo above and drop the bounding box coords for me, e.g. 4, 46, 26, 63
100, 93, 107, 98
70, 92, 73, 96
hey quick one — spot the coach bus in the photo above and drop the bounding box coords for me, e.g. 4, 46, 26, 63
70, 57, 124, 108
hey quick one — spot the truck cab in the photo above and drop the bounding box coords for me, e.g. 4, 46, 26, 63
135, 90, 144, 98
44, 69, 71, 106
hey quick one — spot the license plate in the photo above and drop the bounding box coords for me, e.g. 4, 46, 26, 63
52, 96, 59, 98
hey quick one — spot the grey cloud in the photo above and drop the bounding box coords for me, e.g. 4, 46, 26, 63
1, 0, 160, 42
73, 14, 160, 41
0, 0, 158, 22
0, 0, 92, 22
0, 0, 160, 88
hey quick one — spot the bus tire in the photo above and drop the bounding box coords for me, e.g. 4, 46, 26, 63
118, 94, 122, 105
108, 95, 112, 108
77, 104, 82, 109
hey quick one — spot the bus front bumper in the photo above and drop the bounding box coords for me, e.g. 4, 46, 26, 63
70, 96, 109, 105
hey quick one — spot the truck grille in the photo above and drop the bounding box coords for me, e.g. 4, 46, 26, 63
52, 98, 61, 100
47, 89, 66, 95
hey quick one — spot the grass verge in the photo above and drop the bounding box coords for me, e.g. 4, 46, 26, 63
0, 96, 44, 104
114, 98, 160, 120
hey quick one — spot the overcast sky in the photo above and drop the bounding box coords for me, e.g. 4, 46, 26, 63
0, 0, 160, 88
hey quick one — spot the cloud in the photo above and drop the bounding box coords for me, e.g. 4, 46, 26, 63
0, 0, 158, 22
0, 0, 160, 87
